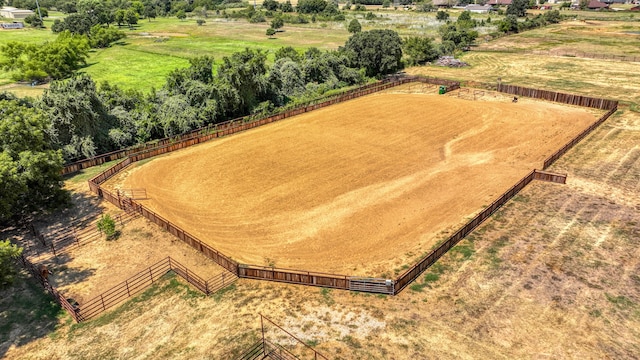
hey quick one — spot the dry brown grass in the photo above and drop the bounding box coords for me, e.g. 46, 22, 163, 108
3, 22, 640, 359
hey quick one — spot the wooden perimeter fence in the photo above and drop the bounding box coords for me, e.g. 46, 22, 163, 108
530, 49, 640, 63
496, 83, 618, 110
472, 49, 640, 63
63, 76, 457, 176
394, 170, 536, 293
29, 212, 139, 258
84, 76, 617, 296
18, 254, 81, 322
543, 106, 618, 169
17, 255, 237, 322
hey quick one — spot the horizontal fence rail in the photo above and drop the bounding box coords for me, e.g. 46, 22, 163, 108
238, 265, 351, 291
75, 257, 234, 322
77, 257, 172, 321
30, 212, 138, 258
533, 170, 567, 184
18, 255, 81, 322
530, 49, 640, 63
496, 83, 618, 110
83, 76, 617, 296
472, 49, 640, 63
543, 105, 618, 169
394, 170, 537, 294
64, 77, 451, 176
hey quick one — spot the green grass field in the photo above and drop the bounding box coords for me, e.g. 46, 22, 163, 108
1, 16, 353, 92
1, 9, 638, 94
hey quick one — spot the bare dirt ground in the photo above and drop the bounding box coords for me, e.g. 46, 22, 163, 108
104, 91, 596, 276
15, 180, 226, 305
4, 104, 638, 360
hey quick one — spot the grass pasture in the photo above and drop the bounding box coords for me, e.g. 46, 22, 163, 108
2, 13, 640, 360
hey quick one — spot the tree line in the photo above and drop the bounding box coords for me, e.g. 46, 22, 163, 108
0, 29, 417, 224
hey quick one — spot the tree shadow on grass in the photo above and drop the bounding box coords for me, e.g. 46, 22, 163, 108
33, 191, 106, 243
0, 271, 66, 359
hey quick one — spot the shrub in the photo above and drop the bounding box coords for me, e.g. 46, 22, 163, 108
97, 214, 117, 240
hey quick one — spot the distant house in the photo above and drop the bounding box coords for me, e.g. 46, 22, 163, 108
464, 4, 493, 12
487, 0, 513, 5
1, 21, 24, 29
587, 0, 609, 8
0, 6, 34, 19
432, 0, 459, 7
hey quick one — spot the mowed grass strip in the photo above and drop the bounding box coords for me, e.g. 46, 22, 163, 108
80, 45, 190, 90
0, 17, 351, 92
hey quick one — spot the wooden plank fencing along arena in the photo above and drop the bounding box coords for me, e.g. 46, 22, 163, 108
496, 83, 618, 110
63, 76, 458, 176
28, 212, 138, 258
394, 169, 538, 293
543, 105, 618, 169
77, 257, 237, 321
17, 254, 81, 322
84, 77, 617, 295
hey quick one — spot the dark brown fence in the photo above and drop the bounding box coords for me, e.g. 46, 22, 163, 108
90, 185, 241, 276
543, 105, 618, 169
31, 211, 138, 258
533, 170, 567, 184
238, 265, 351, 291
64, 76, 455, 176
413, 75, 461, 91
75, 257, 236, 322
394, 170, 537, 293
530, 49, 640, 63
18, 254, 81, 322
84, 77, 615, 296
473, 49, 640, 63
496, 83, 618, 110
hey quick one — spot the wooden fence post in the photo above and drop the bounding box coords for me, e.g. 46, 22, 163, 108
100, 294, 106, 311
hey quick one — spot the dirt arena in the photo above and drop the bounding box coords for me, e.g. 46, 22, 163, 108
108, 91, 597, 276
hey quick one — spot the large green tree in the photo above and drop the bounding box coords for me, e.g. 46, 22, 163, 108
506, 0, 528, 17
0, 97, 69, 224
343, 29, 403, 77
438, 23, 478, 50
403, 36, 440, 65
0, 32, 89, 82
216, 49, 270, 116
39, 75, 114, 160
297, 0, 329, 13
0, 240, 23, 288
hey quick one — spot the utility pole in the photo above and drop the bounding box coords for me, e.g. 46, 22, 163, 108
35, 0, 43, 22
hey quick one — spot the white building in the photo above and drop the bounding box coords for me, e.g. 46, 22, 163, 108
0, 6, 34, 19
1, 22, 25, 29
464, 4, 493, 12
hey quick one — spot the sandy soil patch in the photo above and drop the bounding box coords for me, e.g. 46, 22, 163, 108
107, 92, 596, 276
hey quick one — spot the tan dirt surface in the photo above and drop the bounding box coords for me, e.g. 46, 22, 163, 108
5, 108, 638, 360
19, 182, 226, 305
110, 92, 596, 276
